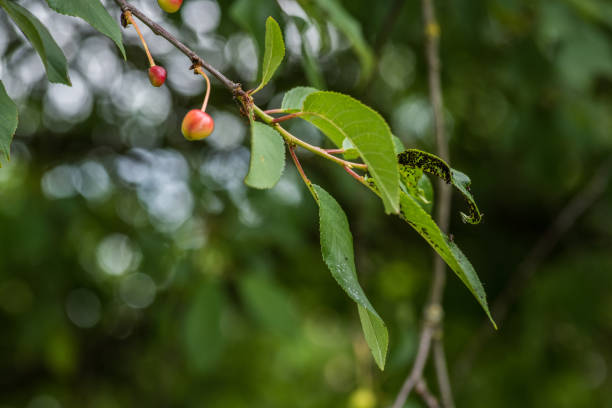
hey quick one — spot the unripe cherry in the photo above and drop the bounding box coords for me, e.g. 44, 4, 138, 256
157, 0, 183, 13
182, 110, 214, 140
125, 11, 166, 87
148, 65, 167, 87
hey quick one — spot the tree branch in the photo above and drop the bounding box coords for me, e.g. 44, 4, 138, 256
416, 379, 441, 408
392, 307, 437, 408
433, 333, 454, 408
113, 0, 243, 94
454, 155, 612, 385
422, 0, 454, 403
251, 105, 368, 171
108, 6, 460, 405
113, 0, 370, 178
393, 0, 455, 406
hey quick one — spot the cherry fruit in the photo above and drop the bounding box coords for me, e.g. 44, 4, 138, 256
148, 65, 167, 87
157, 0, 183, 13
182, 109, 214, 140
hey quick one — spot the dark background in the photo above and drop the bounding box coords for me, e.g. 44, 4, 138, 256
1, 0, 611, 407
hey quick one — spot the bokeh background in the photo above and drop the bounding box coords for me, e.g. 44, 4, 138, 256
1, 0, 612, 407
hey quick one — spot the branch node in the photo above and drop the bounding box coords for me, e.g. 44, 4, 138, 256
425, 303, 443, 326
120, 10, 130, 27
232, 84, 253, 118
425, 22, 440, 38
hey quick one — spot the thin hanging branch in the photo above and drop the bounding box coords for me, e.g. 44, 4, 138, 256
392, 320, 437, 408
392, 0, 455, 406
416, 379, 441, 408
433, 333, 454, 408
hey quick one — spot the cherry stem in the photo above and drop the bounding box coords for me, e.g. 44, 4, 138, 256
195, 67, 211, 112
264, 109, 291, 114
252, 106, 367, 171
126, 12, 155, 67
289, 144, 310, 185
344, 166, 366, 183
288, 144, 317, 200
270, 112, 304, 123
325, 148, 346, 154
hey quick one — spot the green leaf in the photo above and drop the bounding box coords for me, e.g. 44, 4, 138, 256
312, 0, 374, 85
281, 86, 318, 112
44, 0, 126, 59
417, 173, 434, 213
393, 135, 406, 154
302, 92, 400, 214
0, 81, 18, 165
182, 281, 225, 374
229, 0, 281, 59
341, 138, 359, 160
238, 273, 299, 336
398, 191, 495, 327
245, 121, 286, 189
395, 138, 433, 213
358, 170, 494, 326
253, 17, 285, 93
400, 167, 434, 214
398, 149, 483, 224
313, 184, 388, 369
451, 169, 481, 224
357, 305, 389, 370
0, 0, 70, 85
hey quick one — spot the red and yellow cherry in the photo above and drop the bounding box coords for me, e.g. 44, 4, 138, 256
124, 11, 167, 87
183, 67, 213, 141
157, 0, 183, 13
148, 65, 167, 87
182, 110, 214, 140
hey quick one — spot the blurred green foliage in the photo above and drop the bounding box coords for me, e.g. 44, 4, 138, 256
1, 0, 612, 407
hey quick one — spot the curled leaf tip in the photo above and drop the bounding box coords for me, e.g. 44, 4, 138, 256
398, 149, 483, 225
